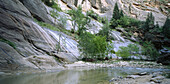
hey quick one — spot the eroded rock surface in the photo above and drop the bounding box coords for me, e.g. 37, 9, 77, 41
0, 0, 78, 70
58, 0, 169, 26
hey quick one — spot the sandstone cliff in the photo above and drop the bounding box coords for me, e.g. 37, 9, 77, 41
0, 0, 78, 70
58, 0, 169, 26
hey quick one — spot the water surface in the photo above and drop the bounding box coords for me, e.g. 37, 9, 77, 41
0, 67, 169, 84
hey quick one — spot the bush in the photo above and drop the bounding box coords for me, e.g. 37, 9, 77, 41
117, 16, 130, 28
52, 3, 62, 12
163, 17, 170, 38
98, 18, 110, 41
116, 46, 131, 58
141, 41, 160, 60
78, 32, 107, 59
42, 0, 61, 11
68, 6, 90, 35
41, 0, 54, 6
116, 44, 139, 59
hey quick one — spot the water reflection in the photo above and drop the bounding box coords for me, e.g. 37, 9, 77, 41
0, 68, 169, 84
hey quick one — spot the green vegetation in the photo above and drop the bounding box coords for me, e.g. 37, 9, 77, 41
86, 10, 105, 23
98, 18, 111, 41
36, 20, 60, 31
116, 44, 139, 59
42, 0, 61, 11
0, 37, 16, 49
141, 41, 160, 60
142, 13, 155, 32
78, 32, 107, 60
67, 6, 90, 34
110, 3, 141, 29
35, 19, 77, 38
163, 17, 170, 38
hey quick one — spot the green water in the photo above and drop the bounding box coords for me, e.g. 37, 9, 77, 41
0, 67, 169, 84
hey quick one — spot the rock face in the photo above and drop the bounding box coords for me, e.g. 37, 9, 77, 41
58, 0, 168, 26
157, 48, 170, 65
0, 0, 78, 70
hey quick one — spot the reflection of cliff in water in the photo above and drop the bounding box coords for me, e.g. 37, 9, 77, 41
0, 67, 169, 84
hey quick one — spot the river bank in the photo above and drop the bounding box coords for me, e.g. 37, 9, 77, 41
65, 60, 169, 69
0, 60, 170, 84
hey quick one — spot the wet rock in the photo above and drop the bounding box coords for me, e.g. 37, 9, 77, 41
134, 72, 148, 76
126, 75, 141, 79
150, 76, 164, 83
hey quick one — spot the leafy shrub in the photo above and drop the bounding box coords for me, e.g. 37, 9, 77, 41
41, 0, 54, 6
78, 32, 107, 59
42, 0, 61, 11
52, 3, 62, 12
68, 6, 90, 35
116, 44, 139, 59
141, 41, 160, 60
117, 16, 130, 28
163, 17, 170, 38
116, 46, 131, 58
98, 18, 111, 41
0, 37, 16, 49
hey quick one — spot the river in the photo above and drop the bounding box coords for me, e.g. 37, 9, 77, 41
0, 67, 169, 84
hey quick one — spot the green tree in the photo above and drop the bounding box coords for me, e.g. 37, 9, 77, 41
163, 17, 170, 38
110, 3, 125, 28
78, 32, 107, 60
68, 6, 90, 35
112, 3, 120, 20
116, 44, 139, 59
143, 12, 155, 32
98, 18, 111, 41
42, 0, 54, 6
117, 16, 130, 28
141, 41, 160, 60
120, 10, 124, 17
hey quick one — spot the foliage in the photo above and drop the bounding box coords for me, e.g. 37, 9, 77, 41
117, 16, 130, 28
141, 41, 160, 60
98, 18, 111, 41
68, 6, 90, 34
116, 46, 131, 58
42, 0, 61, 11
51, 3, 62, 12
142, 12, 155, 32
41, 0, 54, 6
86, 10, 105, 23
163, 17, 170, 38
0, 37, 16, 49
112, 3, 121, 20
78, 32, 107, 59
36, 20, 60, 31
116, 44, 139, 58
35, 19, 75, 37
59, 16, 67, 28
110, 18, 118, 28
